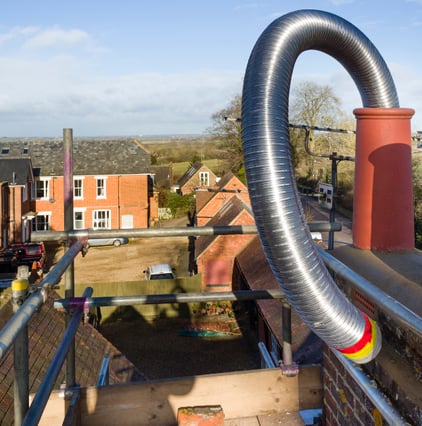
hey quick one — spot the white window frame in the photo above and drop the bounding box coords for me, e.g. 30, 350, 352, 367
74, 177, 84, 200
32, 212, 51, 231
74, 209, 86, 230
92, 209, 111, 230
95, 176, 107, 199
199, 171, 209, 186
33, 178, 50, 200
22, 183, 28, 202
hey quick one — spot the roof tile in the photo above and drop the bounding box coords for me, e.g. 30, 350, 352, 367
0, 290, 143, 425
0, 138, 151, 176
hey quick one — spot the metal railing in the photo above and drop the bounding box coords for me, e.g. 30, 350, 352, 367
0, 254, 293, 425
317, 247, 422, 338
0, 241, 84, 361
97, 355, 110, 387
1, 230, 419, 425
23, 287, 93, 426
30, 221, 341, 242
258, 342, 277, 368
0, 128, 418, 425
332, 351, 409, 426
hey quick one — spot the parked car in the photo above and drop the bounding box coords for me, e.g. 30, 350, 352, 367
0, 242, 46, 273
86, 236, 129, 248
144, 263, 175, 280
0, 248, 14, 272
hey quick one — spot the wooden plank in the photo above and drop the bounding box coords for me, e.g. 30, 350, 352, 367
79, 366, 322, 426
225, 411, 305, 426
225, 416, 260, 425
256, 411, 305, 425
35, 391, 65, 426
298, 365, 323, 410
80, 369, 298, 426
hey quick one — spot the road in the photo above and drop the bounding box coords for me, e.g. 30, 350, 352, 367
300, 195, 353, 248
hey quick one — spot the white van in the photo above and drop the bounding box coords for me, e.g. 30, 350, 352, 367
144, 263, 175, 280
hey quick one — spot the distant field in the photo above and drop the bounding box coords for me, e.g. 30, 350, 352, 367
172, 158, 228, 179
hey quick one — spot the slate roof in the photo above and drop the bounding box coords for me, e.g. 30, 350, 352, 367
0, 158, 34, 185
150, 165, 172, 189
0, 138, 151, 177
0, 290, 143, 425
234, 236, 322, 365
195, 195, 253, 258
176, 161, 203, 187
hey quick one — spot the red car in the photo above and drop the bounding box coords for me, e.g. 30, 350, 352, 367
0, 243, 46, 273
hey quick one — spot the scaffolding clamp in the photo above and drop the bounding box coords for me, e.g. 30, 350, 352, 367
279, 361, 299, 377
68, 297, 90, 323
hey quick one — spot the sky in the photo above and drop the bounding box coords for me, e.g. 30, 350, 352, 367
1, 0, 422, 137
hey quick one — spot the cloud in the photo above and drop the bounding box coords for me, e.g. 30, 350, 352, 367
0, 51, 242, 136
23, 27, 90, 49
0, 26, 39, 45
0, 23, 243, 136
0, 25, 106, 55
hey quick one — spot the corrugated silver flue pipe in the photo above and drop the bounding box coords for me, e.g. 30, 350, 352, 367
242, 9, 399, 363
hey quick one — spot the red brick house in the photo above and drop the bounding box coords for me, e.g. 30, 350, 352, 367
0, 138, 157, 239
176, 162, 217, 196
232, 235, 322, 366
195, 196, 255, 291
0, 158, 36, 245
195, 172, 250, 226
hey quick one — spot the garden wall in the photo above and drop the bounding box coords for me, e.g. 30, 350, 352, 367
56, 275, 202, 321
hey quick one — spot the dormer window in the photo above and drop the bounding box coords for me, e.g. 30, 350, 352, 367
1, 147, 9, 155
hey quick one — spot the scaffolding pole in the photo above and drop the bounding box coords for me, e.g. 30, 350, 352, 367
54, 289, 288, 310
31, 221, 341, 242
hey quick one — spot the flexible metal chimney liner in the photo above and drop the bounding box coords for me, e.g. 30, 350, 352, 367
242, 9, 399, 363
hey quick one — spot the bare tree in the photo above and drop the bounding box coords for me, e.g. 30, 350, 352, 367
290, 81, 341, 125
289, 81, 355, 182
208, 83, 352, 179
208, 94, 243, 174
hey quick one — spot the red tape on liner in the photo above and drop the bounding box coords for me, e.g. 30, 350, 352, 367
338, 314, 372, 354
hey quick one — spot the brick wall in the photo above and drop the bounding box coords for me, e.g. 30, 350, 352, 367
0, 183, 8, 246
322, 267, 422, 425
117, 175, 150, 228
35, 174, 151, 231
323, 345, 381, 425
8, 186, 24, 243
196, 210, 255, 291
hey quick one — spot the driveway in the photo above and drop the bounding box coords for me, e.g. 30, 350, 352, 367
301, 195, 353, 247
51, 218, 191, 284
